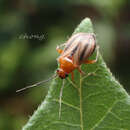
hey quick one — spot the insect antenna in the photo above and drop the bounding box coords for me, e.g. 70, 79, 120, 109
16, 74, 57, 92
59, 79, 65, 119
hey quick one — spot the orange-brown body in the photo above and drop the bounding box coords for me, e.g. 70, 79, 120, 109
56, 33, 97, 79
59, 57, 76, 74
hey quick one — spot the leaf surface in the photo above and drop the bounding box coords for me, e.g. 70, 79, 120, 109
23, 18, 130, 130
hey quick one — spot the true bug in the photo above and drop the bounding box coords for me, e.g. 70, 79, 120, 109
16, 32, 99, 118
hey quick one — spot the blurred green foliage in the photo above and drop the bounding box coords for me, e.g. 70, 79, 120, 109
0, 40, 28, 91
0, 0, 130, 129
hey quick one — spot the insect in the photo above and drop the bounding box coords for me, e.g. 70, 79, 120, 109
16, 32, 99, 119
56, 32, 98, 80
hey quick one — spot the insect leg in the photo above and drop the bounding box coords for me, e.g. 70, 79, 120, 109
58, 43, 66, 48
77, 66, 85, 75
84, 60, 96, 64
71, 72, 74, 80
56, 43, 66, 54
56, 46, 63, 54
84, 45, 99, 64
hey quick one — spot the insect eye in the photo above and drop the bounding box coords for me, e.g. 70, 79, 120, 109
57, 69, 60, 73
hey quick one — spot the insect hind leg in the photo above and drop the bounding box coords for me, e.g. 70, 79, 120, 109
81, 45, 100, 79
84, 45, 99, 64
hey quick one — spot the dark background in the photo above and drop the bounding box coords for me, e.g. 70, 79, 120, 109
0, 0, 130, 129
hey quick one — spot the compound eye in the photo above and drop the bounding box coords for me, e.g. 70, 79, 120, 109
57, 69, 59, 73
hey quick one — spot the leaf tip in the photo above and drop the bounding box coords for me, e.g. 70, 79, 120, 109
74, 17, 94, 34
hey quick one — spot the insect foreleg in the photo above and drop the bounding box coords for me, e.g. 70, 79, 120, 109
56, 47, 63, 54
56, 43, 66, 54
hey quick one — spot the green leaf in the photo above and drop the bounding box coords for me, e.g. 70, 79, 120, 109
23, 18, 130, 130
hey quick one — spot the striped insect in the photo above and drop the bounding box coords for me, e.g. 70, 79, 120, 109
56, 32, 98, 80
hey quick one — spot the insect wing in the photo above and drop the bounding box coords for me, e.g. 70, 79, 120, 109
60, 33, 86, 58
72, 33, 96, 65
77, 34, 96, 65
59, 33, 96, 65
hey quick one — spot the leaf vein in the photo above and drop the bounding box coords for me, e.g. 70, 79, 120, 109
44, 121, 81, 129
97, 126, 126, 130
90, 100, 118, 130
67, 78, 78, 90
83, 91, 105, 101
53, 99, 80, 111
79, 74, 83, 130
109, 111, 122, 120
